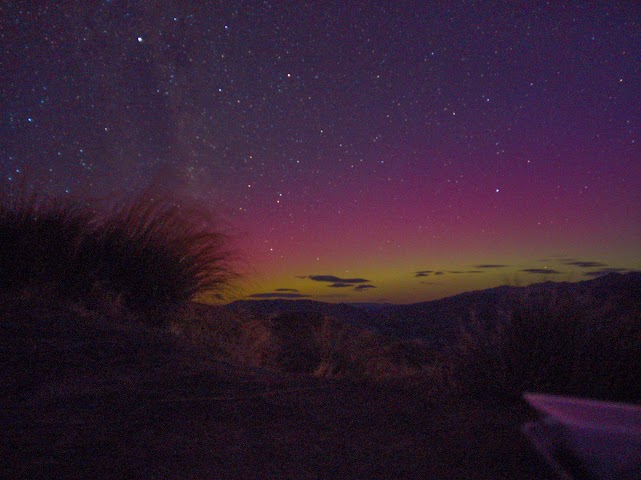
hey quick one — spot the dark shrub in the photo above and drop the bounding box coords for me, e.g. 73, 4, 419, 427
449, 291, 641, 404
82, 195, 237, 314
270, 312, 324, 373
0, 193, 94, 293
0, 189, 237, 319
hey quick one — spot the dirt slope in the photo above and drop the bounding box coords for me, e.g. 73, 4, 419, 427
1, 294, 551, 479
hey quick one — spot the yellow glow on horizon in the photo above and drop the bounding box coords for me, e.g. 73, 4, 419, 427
233, 250, 641, 304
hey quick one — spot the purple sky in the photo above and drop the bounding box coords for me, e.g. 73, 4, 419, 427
2, 1, 640, 303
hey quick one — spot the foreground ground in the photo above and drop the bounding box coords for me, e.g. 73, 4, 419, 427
1, 295, 553, 479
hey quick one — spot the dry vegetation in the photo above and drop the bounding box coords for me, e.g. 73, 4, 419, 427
172, 303, 439, 380
0, 188, 237, 318
2, 188, 639, 478
447, 288, 641, 406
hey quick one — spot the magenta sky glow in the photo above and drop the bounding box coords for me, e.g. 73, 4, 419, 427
2, 2, 640, 303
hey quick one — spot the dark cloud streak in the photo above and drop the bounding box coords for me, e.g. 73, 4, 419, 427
520, 269, 562, 275
414, 270, 433, 277
248, 292, 312, 299
307, 275, 369, 284
562, 261, 608, 268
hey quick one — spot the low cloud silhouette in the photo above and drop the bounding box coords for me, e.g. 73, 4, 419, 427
248, 292, 312, 299
583, 268, 629, 277
562, 261, 608, 268
354, 284, 376, 291
474, 264, 508, 269
414, 270, 433, 277
302, 273, 375, 292
416, 268, 484, 278
307, 275, 369, 284
520, 268, 562, 275
275, 288, 299, 292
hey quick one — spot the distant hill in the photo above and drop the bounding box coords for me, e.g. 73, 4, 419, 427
226, 272, 641, 348
376, 272, 641, 343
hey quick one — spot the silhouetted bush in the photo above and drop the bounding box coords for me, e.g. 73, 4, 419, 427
172, 304, 437, 379
0, 193, 93, 293
0, 189, 237, 319
448, 290, 641, 404
83, 195, 237, 313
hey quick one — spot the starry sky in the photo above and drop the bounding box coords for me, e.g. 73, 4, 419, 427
2, 1, 640, 304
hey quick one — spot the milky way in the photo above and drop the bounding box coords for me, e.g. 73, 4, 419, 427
2, 2, 640, 303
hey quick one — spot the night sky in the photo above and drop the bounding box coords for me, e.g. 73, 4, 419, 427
2, 1, 640, 303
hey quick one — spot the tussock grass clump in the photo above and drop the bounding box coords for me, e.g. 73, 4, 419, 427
173, 305, 437, 380
85, 195, 237, 313
0, 188, 237, 319
0, 193, 94, 294
448, 291, 641, 405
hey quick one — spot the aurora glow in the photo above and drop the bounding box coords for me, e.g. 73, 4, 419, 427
2, 2, 639, 303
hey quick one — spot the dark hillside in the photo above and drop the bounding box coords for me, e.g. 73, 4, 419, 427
173, 302, 438, 380
4, 273, 640, 478
1, 293, 551, 479
226, 299, 381, 332
375, 272, 641, 345
227, 273, 641, 349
